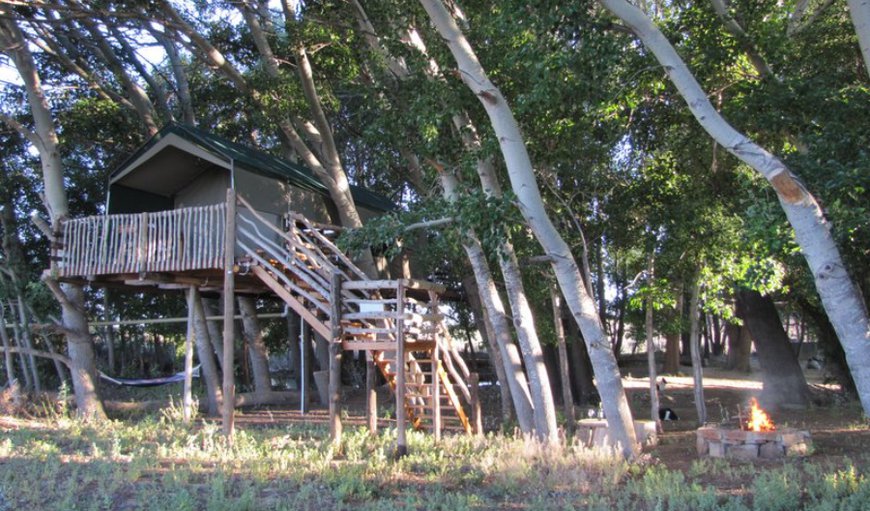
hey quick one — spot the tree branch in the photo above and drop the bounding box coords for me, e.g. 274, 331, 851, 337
0, 346, 71, 368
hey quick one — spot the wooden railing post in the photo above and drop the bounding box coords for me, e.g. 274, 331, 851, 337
329, 272, 343, 445
221, 189, 236, 440
366, 354, 378, 435
432, 340, 441, 441
137, 212, 149, 274
395, 279, 407, 457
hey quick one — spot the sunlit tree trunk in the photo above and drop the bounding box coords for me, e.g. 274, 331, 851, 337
688, 276, 706, 425
0, 11, 104, 419
847, 0, 870, 77
440, 172, 535, 433
421, 0, 638, 456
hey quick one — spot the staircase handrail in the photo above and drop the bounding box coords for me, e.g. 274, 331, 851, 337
286, 212, 369, 281
235, 217, 333, 299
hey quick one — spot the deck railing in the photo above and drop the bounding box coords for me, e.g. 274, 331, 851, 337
57, 204, 226, 277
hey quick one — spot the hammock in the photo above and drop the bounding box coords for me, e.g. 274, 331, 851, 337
99, 365, 200, 387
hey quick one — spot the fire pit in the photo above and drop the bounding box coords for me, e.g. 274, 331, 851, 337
696, 399, 811, 459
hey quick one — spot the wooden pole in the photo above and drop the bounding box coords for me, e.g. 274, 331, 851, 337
329, 272, 343, 445
395, 280, 407, 457
300, 322, 310, 414
366, 354, 378, 434
432, 340, 441, 441
183, 286, 196, 424
550, 283, 576, 435
222, 188, 237, 439
470, 372, 482, 435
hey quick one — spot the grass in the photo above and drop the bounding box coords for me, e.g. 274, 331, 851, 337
0, 412, 867, 510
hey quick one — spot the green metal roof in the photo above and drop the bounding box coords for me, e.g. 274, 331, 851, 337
110, 123, 395, 212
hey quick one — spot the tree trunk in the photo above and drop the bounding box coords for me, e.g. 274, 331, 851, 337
847, 0, 870, 78
463, 276, 514, 424
664, 284, 684, 374
0, 307, 16, 384
440, 173, 535, 433
102, 292, 116, 374
238, 296, 272, 397
712, 315, 723, 356
737, 289, 810, 409
551, 283, 576, 434
726, 317, 753, 373
602, 0, 870, 415
0, 12, 104, 419
202, 298, 224, 364
646, 254, 662, 432
63, 285, 105, 420
190, 288, 222, 416
421, 0, 637, 457
798, 298, 857, 396
564, 309, 597, 405
15, 298, 40, 391
688, 277, 706, 425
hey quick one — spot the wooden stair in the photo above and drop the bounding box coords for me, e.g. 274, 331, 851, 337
234, 196, 473, 435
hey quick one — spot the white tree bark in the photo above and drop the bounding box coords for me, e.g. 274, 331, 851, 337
0, 10, 105, 419
238, 296, 272, 398
421, 0, 638, 456
602, 0, 870, 416
847, 0, 870, 78
440, 172, 536, 433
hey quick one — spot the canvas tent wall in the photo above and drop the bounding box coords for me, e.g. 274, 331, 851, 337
107, 124, 394, 228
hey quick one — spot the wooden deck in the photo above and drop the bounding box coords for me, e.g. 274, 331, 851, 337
54, 198, 479, 438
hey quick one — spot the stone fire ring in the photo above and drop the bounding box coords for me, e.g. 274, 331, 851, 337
696, 426, 812, 459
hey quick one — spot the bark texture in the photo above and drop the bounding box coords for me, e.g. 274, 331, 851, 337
737, 289, 810, 409
238, 296, 272, 397
191, 288, 223, 416
440, 172, 535, 433
422, 0, 637, 456
0, 10, 105, 419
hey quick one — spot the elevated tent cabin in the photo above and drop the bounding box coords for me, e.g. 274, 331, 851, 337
54, 124, 479, 446
107, 123, 391, 223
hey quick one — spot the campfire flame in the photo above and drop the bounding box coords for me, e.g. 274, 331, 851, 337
745, 398, 776, 432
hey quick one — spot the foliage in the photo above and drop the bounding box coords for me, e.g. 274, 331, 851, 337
0, 417, 867, 510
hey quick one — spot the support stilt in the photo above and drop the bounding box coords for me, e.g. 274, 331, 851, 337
329, 273, 343, 445
222, 189, 236, 439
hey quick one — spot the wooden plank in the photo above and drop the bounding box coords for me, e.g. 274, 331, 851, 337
251, 265, 331, 339
341, 340, 398, 352
240, 245, 330, 316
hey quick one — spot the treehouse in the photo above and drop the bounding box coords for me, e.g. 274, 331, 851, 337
51, 123, 479, 444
